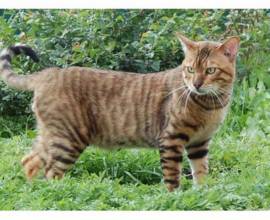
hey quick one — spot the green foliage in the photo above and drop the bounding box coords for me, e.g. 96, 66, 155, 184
0, 115, 35, 138
0, 9, 270, 115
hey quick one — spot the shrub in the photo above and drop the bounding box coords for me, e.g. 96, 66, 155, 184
0, 9, 269, 116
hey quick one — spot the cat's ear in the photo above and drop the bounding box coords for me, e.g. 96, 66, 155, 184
175, 32, 197, 54
218, 36, 240, 62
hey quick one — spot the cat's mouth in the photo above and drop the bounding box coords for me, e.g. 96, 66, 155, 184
192, 88, 209, 95
183, 79, 210, 96
185, 85, 210, 96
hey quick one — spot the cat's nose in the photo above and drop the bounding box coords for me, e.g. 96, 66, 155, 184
193, 80, 203, 89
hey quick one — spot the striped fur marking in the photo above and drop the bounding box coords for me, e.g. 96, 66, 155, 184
164, 179, 179, 186
52, 143, 77, 154
53, 155, 76, 164
195, 47, 212, 67
161, 165, 179, 172
186, 139, 210, 149
165, 131, 190, 142
9, 45, 39, 62
162, 156, 183, 163
181, 119, 200, 131
188, 149, 209, 159
160, 145, 181, 154
190, 93, 229, 110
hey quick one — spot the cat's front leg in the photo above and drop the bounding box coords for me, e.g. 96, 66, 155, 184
159, 131, 189, 191
185, 139, 210, 185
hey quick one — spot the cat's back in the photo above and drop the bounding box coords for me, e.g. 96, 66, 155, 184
36, 66, 142, 90
35, 66, 169, 104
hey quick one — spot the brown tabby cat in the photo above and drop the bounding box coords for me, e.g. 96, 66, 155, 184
0, 33, 240, 191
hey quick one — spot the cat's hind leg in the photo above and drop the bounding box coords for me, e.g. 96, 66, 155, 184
44, 135, 87, 179
21, 135, 47, 180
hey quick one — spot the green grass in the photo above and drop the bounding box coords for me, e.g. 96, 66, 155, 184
0, 82, 270, 210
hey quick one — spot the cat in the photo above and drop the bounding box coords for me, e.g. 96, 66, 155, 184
0, 33, 240, 191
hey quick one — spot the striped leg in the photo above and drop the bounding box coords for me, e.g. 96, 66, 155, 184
186, 140, 210, 184
45, 136, 85, 179
159, 129, 190, 191
159, 145, 184, 191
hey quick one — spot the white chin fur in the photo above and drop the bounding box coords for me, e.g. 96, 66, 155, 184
191, 86, 210, 95
191, 89, 205, 95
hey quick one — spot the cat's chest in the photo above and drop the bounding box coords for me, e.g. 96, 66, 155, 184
166, 107, 228, 146
188, 108, 227, 144
190, 118, 221, 143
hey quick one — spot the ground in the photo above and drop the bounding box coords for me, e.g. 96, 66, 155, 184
0, 82, 270, 210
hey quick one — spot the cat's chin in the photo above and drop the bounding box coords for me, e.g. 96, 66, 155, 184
185, 84, 210, 96
191, 89, 209, 96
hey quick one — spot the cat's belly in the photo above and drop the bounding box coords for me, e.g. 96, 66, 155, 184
92, 132, 156, 149
94, 138, 154, 149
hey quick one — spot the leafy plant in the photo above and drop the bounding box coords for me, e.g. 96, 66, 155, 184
0, 9, 269, 115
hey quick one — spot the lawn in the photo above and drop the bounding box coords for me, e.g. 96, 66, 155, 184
0, 82, 270, 210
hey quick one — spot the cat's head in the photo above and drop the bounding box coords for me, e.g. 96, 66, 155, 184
176, 33, 240, 95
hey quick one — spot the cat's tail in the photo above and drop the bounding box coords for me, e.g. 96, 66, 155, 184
0, 44, 39, 91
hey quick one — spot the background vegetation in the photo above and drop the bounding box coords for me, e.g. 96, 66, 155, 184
0, 9, 270, 210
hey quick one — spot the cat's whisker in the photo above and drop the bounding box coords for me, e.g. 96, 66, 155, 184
155, 85, 185, 99
209, 92, 217, 109
177, 88, 189, 106
165, 85, 187, 98
142, 82, 187, 98
180, 90, 189, 107
213, 90, 225, 107
176, 90, 186, 106
184, 89, 192, 114
210, 89, 225, 107
217, 88, 231, 96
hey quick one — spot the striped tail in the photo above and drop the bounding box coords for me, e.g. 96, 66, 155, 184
0, 44, 39, 90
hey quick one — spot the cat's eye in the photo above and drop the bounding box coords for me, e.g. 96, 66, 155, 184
206, 67, 217, 75
186, 66, 195, 74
